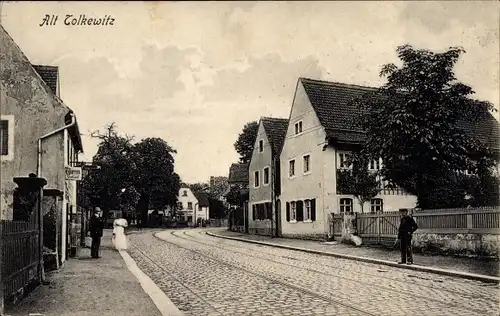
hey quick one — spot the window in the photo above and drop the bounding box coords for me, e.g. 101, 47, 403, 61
0, 116, 14, 160
289, 159, 295, 177
369, 159, 380, 170
177, 202, 183, 210
263, 167, 270, 185
254, 170, 260, 187
371, 198, 383, 213
259, 140, 264, 153
304, 200, 311, 220
294, 121, 303, 135
303, 154, 310, 173
182, 190, 188, 196
187, 202, 193, 210
340, 198, 353, 214
338, 152, 352, 169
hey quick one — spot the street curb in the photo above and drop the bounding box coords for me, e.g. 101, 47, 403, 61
119, 250, 185, 316
206, 232, 500, 284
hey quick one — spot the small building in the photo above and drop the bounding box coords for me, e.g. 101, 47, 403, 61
176, 186, 210, 224
227, 162, 249, 232
193, 191, 210, 223
248, 117, 288, 236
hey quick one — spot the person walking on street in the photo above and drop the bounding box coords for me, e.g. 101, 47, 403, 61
397, 208, 418, 265
89, 207, 105, 258
112, 217, 129, 251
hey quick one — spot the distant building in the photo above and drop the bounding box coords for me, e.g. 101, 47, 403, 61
248, 117, 288, 237
176, 186, 210, 224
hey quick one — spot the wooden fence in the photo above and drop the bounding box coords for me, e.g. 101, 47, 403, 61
331, 206, 500, 243
1, 215, 41, 306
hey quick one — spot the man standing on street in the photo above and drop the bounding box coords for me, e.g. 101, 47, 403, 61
89, 207, 105, 258
397, 208, 418, 265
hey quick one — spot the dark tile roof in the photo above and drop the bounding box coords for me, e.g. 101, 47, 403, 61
299, 77, 500, 150
261, 117, 289, 157
32, 65, 59, 96
228, 163, 249, 184
193, 192, 210, 207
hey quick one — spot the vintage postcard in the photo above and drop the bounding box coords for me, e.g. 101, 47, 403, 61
0, 1, 499, 316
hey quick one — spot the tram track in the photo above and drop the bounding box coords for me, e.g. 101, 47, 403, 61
143, 230, 380, 316
165, 229, 497, 315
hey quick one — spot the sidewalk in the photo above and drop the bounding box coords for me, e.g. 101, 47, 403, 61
5, 232, 163, 316
210, 229, 499, 281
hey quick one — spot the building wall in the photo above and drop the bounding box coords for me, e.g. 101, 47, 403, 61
279, 81, 328, 239
177, 188, 198, 223
248, 121, 274, 233
196, 206, 209, 221
0, 26, 67, 220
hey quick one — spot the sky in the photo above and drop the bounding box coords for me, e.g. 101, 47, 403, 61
1, 1, 499, 183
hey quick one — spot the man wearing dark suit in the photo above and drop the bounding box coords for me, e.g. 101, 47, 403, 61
397, 208, 419, 265
89, 207, 105, 258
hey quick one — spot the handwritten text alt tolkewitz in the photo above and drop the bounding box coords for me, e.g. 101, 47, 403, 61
39, 14, 115, 27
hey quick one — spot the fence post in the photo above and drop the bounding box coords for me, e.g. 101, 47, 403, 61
0, 221, 4, 316
466, 213, 473, 230
376, 215, 381, 244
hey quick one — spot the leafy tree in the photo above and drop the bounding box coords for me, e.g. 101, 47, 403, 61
353, 44, 497, 209
234, 121, 259, 163
209, 176, 229, 200
225, 185, 248, 207
338, 153, 381, 213
188, 182, 210, 193
133, 138, 181, 226
82, 123, 136, 218
81, 124, 181, 226
208, 198, 227, 219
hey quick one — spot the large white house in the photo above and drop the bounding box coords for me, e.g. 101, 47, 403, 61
279, 78, 417, 240
176, 186, 210, 224
248, 117, 288, 236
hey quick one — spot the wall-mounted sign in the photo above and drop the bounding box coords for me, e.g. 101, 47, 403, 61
65, 166, 82, 181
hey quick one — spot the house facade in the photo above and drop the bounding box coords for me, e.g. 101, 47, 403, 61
193, 191, 210, 223
248, 117, 288, 236
0, 25, 83, 262
279, 78, 417, 240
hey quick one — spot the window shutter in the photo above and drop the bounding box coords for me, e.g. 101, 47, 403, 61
0, 120, 8, 155
252, 204, 256, 220
286, 202, 290, 222
296, 200, 304, 221
268, 202, 273, 219
311, 199, 316, 221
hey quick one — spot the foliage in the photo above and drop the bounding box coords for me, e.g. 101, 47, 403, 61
234, 121, 259, 163
338, 153, 381, 213
225, 185, 248, 207
208, 197, 226, 219
209, 176, 229, 200
81, 123, 181, 224
353, 44, 497, 209
187, 182, 210, 193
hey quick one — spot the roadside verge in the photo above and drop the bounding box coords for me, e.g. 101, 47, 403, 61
206, 231, 500, 284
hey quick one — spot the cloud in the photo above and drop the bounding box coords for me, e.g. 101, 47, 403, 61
400, 2, 499, 34
200, 53, 324, 105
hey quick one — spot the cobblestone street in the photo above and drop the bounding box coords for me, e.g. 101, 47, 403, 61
127, 228, 500, 316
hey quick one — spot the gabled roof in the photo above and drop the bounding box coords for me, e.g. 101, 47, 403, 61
32, 65, 59, 96
0, 25, 83, 153
228, 163, 249, 184
261, 117, 289, 156
299, 77, 500, 150
193, 192, 210, 207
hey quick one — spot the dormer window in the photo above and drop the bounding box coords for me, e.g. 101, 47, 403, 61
294, 121, 303, 135
259, 140, 264, 152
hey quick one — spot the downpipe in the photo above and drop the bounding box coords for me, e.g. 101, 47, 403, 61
36, 113, 76, 284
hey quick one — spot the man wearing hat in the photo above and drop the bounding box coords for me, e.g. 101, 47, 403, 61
397, 208, 418, 264
89, 207, 105, 258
